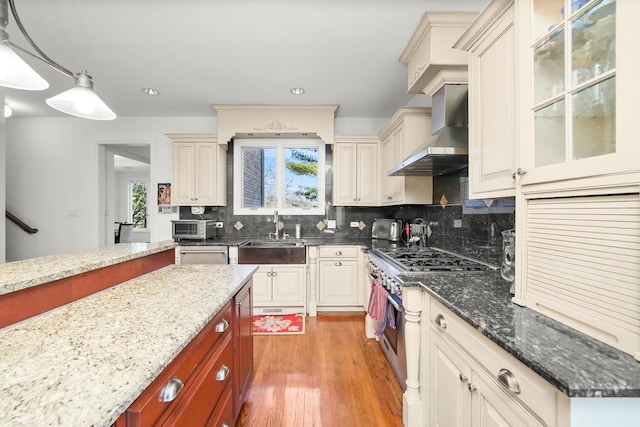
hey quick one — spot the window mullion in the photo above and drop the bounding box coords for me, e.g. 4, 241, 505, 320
276, 145, 284, 209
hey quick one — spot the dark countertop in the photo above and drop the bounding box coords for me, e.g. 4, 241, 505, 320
397, 271, 640, 398
176, 236, 400, 249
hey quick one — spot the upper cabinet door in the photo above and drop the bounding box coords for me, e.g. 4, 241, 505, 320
517, 0, 640, 186
356, 143, 379, 205
456, 0, 517, 199
168, 134, 227, 206
172, 143, 197, 205
333, 142, 358, 205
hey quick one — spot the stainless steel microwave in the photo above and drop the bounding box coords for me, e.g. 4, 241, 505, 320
171, 220, 223, 240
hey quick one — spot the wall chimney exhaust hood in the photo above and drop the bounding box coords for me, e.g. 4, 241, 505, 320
388, 84, 468, 176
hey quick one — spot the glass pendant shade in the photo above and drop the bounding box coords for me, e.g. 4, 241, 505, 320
45, 72, 116, 120
0, 42, 49, 90
4, 103, 12, 117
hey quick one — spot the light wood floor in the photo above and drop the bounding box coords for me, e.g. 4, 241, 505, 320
236, 312, 404, 427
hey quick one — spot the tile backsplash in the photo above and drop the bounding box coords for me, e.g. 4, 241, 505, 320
180, 143, 514, 266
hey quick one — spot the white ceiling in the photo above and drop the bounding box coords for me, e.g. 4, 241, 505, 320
3, 0, 488, 120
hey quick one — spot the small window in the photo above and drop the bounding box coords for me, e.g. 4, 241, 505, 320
234, 139, 325, 215
129, 180, 148, 229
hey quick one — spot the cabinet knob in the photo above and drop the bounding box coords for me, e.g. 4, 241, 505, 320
159, 377, 184, 402
353, 198, 357, 202
335, 251, 342, 256
216, 364, 230, 381
459, 373, 468, 383
335, 261, 342, 266
497, 368, 521, 394
215, 318, 229, 333
435, 314, 447, 329
467, 383, 477, 393
272, 271, 277, 276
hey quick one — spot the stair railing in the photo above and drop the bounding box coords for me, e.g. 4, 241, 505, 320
5, 210, 39, 234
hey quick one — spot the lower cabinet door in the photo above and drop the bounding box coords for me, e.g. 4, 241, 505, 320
318, 259, 358, 305
271, 266, 304, 302
471, 371, 543, 427
252, 267, 272, 303
160, 334, 233, 426
430, 331, 472, 427
233, 280, 253, 419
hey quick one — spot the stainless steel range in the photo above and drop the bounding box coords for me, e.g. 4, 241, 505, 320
366, 246, 497, 390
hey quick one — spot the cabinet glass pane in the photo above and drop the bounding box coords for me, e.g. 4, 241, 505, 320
534, 98, 566, 167
572, 77, 616, 160
533, 0, 564, 40
571, 0, 616, 86
534, 29, 565, 105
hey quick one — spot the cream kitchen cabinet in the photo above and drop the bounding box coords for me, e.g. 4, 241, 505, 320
168, 134, 227, 206
430, 332, 544, 427
252, 265, 306, 315
333, 136, 379, 206
429, 298, 556, 427
378, 107, 433, 206
317, 246, 361, 309
455, 0, 517, 199
511, 0, 640, 360
515, 0, 639, 186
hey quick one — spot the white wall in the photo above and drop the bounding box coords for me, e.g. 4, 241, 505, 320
5, 116, 215, 261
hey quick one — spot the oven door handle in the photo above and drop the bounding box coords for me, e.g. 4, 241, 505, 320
367, 273, 378, 281
387, 294, 404, 312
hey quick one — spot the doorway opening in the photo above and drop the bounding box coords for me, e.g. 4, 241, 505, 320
99, 143, 151, 246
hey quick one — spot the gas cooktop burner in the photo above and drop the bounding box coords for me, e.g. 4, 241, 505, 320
373, 247, 495, 273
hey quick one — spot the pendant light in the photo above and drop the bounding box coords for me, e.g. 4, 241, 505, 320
0, 0, 116, 120
46, 70, 116, 121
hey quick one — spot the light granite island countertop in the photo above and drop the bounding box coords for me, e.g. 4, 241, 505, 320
0, 241, 178, 296
0, 263, 257, 426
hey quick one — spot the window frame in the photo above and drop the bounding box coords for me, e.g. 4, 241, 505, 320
128, 179, 149, 231
233, 138, 325, 215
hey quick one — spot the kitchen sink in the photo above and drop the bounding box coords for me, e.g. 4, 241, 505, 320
237, 239, 307, 264
240, 239, 306, 248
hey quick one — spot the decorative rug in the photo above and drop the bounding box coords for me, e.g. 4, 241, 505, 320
252, 313, 305, 335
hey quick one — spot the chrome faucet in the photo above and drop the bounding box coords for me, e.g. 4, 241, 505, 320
273, 210, 279, 239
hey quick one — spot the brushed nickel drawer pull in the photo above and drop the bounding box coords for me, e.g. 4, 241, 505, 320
159, 377, 184, 402
459, 373, 468, 383
435, 314, 447, 329
215, 318, 229, 333
335, 250, 343, 256
335, 261, 342, 266
216, 364, 230, 381
497, 368, 521, 394
467, 383, 477, 393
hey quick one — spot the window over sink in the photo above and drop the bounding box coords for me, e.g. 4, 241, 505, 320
233, 138, 325, 215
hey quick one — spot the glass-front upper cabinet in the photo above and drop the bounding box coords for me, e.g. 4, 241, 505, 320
518, 0, 638, 185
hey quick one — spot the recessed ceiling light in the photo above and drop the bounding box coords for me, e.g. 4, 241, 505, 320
290, 87, 305, 95
142, 88, 159, 96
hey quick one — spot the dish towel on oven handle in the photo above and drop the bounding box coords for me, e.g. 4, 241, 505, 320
367, 279, 396, 337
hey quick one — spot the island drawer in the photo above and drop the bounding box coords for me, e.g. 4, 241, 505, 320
124, 302, 233, 426
206, 382, 234, 427
430, 298, 558, 426
159, 333, 233, 426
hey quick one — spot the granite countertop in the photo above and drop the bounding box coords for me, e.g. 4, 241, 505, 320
397, 271, 640, 398
0, 264, 257, 426
177, 236, 397, 249
0, 241, 178, 296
